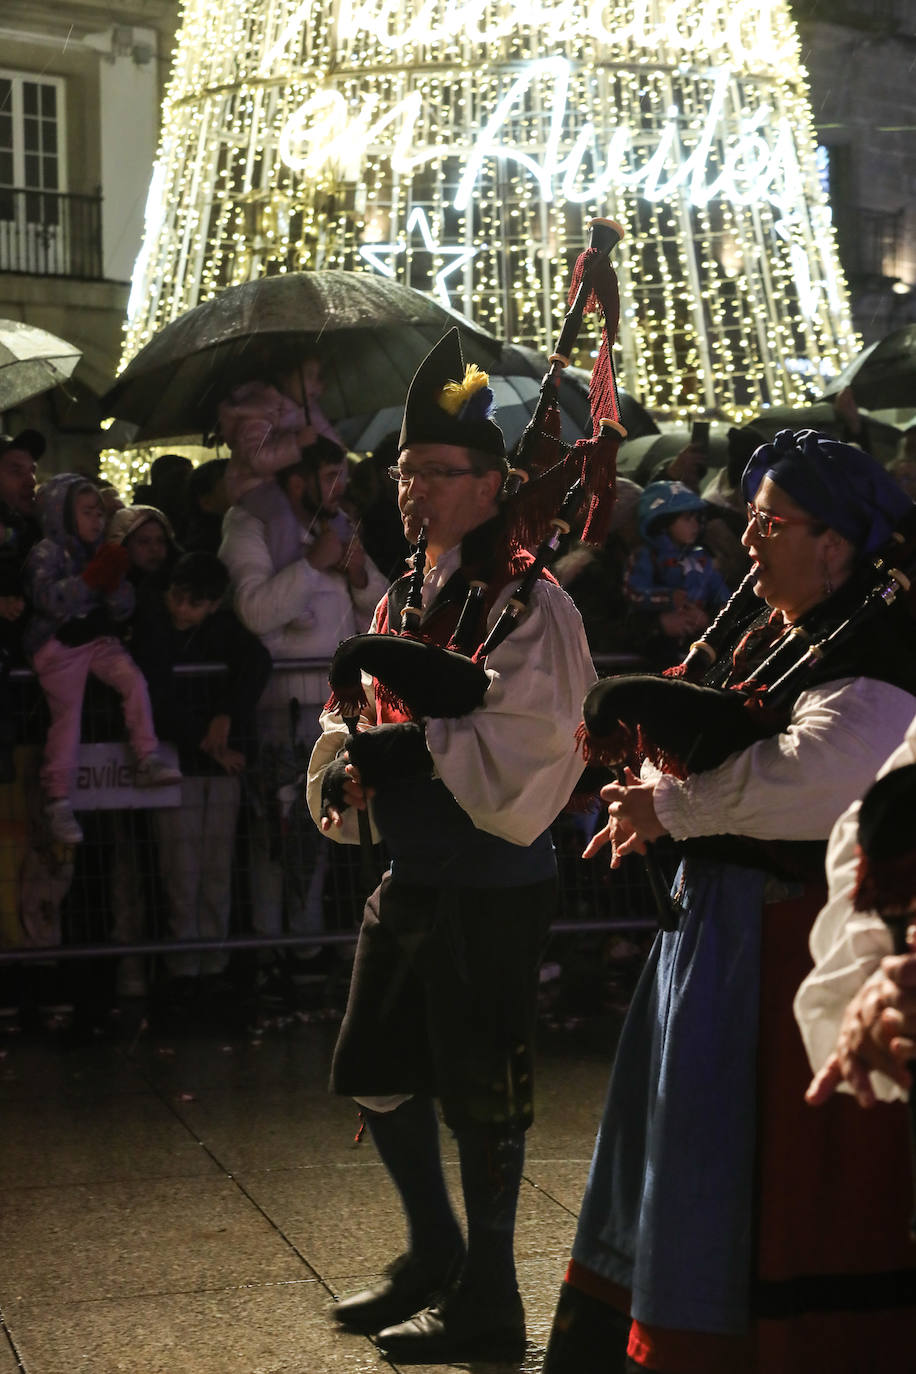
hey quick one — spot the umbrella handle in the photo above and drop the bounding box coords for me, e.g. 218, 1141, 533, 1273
297, 359, 313, 427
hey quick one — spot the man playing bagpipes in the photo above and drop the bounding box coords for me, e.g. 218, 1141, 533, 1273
543, 431, 916, 1374
305, 325, 597, 1364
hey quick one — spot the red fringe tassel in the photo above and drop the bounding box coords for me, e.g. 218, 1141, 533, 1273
575, 718, 634, 768
324, 683, 368, 716
576, 427, 620, 547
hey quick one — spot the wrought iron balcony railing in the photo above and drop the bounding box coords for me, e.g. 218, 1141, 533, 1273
0, 186, 104, 281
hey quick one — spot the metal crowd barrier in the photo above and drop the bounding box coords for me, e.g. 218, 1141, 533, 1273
0, 656, 662, 975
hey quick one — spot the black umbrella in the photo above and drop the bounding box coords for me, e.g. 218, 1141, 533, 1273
336, 342, 659, 453
338, 372, 592, 454
747, 401, 902, 465
746, 401, 840, 438
616, 422, 734, 484
102, 271, 502, 443
820, 325, 916, 412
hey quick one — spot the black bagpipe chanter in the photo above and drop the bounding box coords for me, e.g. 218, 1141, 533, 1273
326, 215, 628, 724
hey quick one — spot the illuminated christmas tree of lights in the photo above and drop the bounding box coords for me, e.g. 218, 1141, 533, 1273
109, 0, 859, 485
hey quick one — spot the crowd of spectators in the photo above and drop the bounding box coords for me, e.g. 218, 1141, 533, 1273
0, 406, 913, 1033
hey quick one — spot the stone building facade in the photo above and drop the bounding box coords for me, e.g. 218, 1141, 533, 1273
792, 0, 916, 341
0, 0, 177, 470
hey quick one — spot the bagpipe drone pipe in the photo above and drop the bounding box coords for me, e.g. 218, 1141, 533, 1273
326, 215, 627, 724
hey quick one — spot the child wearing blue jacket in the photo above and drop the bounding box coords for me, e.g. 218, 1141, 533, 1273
625, 481, 731, 656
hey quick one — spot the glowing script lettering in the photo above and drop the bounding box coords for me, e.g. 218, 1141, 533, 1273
280, 62, 808, 220
279, 87, 425, 179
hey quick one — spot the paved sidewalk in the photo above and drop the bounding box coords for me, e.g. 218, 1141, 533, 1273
0, 987, 621, 1374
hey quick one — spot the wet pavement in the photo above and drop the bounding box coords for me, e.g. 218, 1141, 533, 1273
0, 967, 629, 1374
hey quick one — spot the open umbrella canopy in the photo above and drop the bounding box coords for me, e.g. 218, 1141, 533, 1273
746, 401, 840, 438
103, 271, 502, 443
336, 374, 591, 455
496, 343, 660, 444
336, 342, 659, 454
0, 318, 82, 412
616, 422, 734, 484
820, 325, 916, 412
562, 363, 660, 441
747, 401, 902, 464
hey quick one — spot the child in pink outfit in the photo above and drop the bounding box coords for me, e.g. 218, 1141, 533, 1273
219, 380, 306, 505
218, 359, 347, 571
23, 474, 181, 845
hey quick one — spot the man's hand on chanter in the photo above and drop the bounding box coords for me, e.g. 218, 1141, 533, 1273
320, 757, 375, 832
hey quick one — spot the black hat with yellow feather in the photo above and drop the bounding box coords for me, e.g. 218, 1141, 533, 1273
395, 326, 583, 547
398, 329, 507, 466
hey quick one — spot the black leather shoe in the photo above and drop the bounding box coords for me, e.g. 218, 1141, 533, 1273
333, 1249, 465, 1334
374, 1287, 526, 1364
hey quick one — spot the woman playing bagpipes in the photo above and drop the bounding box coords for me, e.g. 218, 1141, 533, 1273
543, 430, 916, 1374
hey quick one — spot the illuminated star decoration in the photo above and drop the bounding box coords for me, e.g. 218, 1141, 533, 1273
359, 206, 479, 307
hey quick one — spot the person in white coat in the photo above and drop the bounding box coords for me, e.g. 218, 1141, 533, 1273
219, 437, 387, 966
797, 715, 916, 1108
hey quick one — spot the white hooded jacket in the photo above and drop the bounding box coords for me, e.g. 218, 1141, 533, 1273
218, 500, 387, 728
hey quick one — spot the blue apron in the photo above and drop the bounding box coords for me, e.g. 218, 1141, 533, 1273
571, 859, 768, 1333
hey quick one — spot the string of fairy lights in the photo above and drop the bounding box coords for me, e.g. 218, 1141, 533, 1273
103, 0, 859, 488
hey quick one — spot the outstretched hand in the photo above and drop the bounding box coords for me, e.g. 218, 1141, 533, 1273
665, 443, 707, 490
200, 715, 246, 774
341, 531, 368, 589
583, 766, 667, 867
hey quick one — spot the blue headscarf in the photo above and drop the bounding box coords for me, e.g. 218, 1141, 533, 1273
741, 429, 913, 554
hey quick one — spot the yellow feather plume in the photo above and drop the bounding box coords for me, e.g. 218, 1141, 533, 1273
437, 364, 490, 416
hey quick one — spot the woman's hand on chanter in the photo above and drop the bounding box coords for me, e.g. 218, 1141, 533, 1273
582, 766, 668, 868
